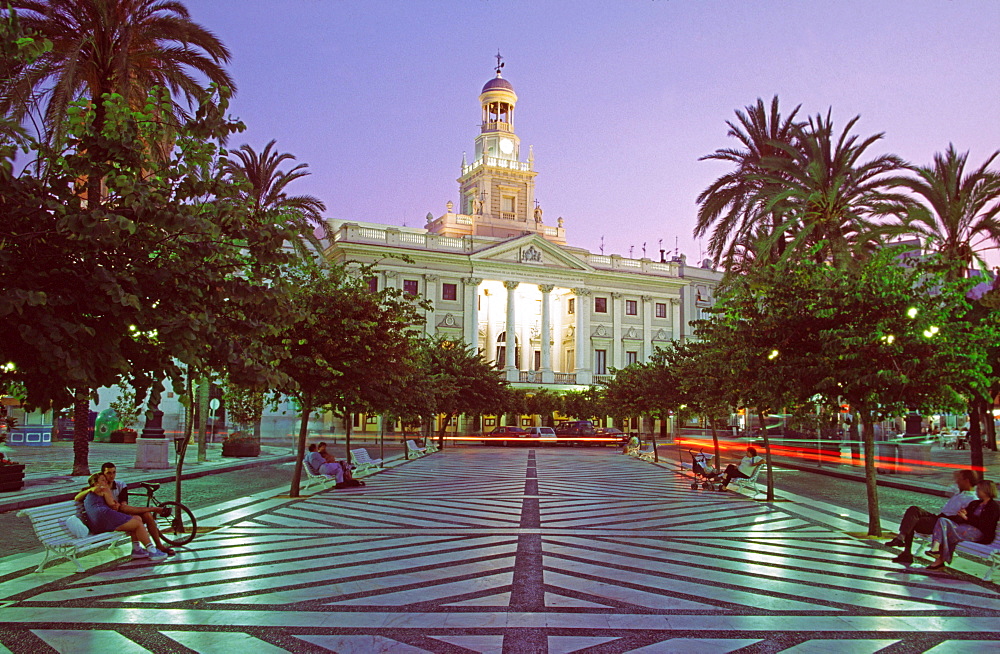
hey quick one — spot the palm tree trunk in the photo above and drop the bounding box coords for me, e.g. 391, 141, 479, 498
344, 412, 353, 465
71, 389, 90, 476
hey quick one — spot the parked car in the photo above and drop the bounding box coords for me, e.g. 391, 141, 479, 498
485, 425, 530, 446
596, 427, 628, 446
526, 426, 557, 443
554, 420, 597, 446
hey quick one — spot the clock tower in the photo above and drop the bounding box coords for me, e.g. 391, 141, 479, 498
428, 56, 563, 244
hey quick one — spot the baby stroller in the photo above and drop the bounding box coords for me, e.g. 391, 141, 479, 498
688, 450, 722, 490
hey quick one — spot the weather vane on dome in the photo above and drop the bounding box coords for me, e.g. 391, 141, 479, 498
495, 51, 505, 76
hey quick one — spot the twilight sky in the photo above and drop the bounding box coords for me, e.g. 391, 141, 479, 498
183, 0, 999, 263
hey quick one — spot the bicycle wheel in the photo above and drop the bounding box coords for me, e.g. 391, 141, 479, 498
156, 501, 197, 547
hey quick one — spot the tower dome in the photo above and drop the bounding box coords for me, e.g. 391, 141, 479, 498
482, 76, 514, 94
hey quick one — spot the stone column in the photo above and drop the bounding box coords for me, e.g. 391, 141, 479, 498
539, 284, 554, 383
611, 292, 623, 371
670, 297, 682, 342
423, 274, 438, 337
383, 269, 398, 291
572, 288, 592, 385
484, 290, 496, 365
464, 277, 482, 352
503, 281, 519, 381
641, 295, 653, 362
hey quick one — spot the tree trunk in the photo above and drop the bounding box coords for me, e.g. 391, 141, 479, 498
859, 406, 882, 537
175, 375, 195, 508
196, 377, 209, 462
344, 412, 353, 464
71, 389, 91, 476
985, 392, 997, 451
438, 413, 453, 442
969, 398, 984, 472
757, 410, 775, 502
289, 402, 311, 498
709, 417, 721, 473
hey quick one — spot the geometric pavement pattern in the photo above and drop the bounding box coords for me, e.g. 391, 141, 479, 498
1, 449, 999, 653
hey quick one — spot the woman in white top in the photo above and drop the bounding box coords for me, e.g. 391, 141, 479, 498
720, 447, 765, 489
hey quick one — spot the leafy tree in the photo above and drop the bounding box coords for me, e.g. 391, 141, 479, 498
0, 85, 297, 474
416, 337, 509, 447
560, 387, 606, 424
271, 264, 423, 497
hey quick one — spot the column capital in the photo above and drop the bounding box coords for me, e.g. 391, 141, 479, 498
538, 284, 555, 294
668, 297, 679, 306
641, 295, 653, 303
424, 274, 439, 282
464, 277, 483, 286
383, 270, 398, 279
572, 287, 591, 296
611, 292, 623, 300
503, 281, 520, 291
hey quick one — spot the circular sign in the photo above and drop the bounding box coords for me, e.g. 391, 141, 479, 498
209, 399, 221, 411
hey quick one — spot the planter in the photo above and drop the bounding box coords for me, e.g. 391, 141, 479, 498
110, 429, 138, 444
0, 464, 25, 492
221, 442, 260, 458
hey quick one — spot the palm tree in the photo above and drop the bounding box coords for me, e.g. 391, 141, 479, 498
225, 139, 329, 261
7, 0, 234, 151
890, 145, 1000, 278
757, 110, 909, 268
695, 96, 802, 271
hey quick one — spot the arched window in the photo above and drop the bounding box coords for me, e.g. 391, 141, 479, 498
495, 331, 520, 369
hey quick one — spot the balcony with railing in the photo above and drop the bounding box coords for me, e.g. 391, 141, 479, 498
584, 254, 680, 278
482, 120, 512, 132
462, 156, 533, 176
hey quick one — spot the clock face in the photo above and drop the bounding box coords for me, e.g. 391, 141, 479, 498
499, 138, 514, 155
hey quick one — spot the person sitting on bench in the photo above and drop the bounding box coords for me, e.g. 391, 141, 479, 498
76, 472, 168, 561
886, 469, 978, 564
925, 479, 999, 571
720, 447, 764, 490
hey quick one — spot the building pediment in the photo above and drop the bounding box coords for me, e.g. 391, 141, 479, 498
470, 234, 594, 272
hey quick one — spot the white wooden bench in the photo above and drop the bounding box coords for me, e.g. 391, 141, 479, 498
424, 438, 440, 453
17, 501, 129, 573
731, 464, 766, 498
406, 439, 427, 458
303, 462, 338, 491
913, 530, 1000, 582
636, 443, 656, 462
350, 448, 383, 474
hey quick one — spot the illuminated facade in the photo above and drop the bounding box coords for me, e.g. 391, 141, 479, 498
325, 64, 722, 392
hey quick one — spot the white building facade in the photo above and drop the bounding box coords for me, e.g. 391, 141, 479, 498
326, 64, 723, 394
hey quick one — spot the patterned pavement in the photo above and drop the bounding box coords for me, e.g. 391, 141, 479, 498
1, 449, 999, 653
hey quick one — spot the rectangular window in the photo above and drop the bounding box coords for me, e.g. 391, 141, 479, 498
656, 302, 667, 318
626, 351, 638, 366
567, 349, 575, 370
594, 349, 607, 375
442, 283, 457, 301
353, 413, 361, 428
533, 350, 541, 371
403, 279, 418, 296
568, 298, 575, 314
625, 300, 637, 315
502, 195, 515, 212
366, 276, 378, 293
594, 297, 608, 313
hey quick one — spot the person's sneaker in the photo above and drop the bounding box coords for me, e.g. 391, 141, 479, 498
131, 546, 149, 560
886, 537, 905, 548
892, 552, 914, 565
146, 547, 168, 561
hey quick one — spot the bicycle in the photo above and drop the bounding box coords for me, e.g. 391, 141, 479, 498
134, 481, 198, 547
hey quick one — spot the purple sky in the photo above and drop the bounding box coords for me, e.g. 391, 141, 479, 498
184, 0, 1000, 262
